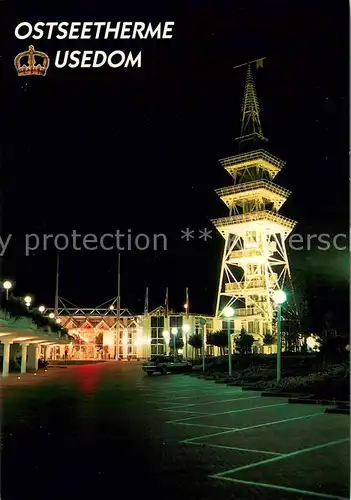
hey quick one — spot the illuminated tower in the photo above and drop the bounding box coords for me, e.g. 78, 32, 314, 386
212, 62, 297, 345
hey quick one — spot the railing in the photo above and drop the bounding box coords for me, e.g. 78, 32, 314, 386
215, 179, 291, 198
234, 307, 262, 317
218, 149, 285, 169
225, 274, 278, 291
228, 243, 277, 260
211, 210, 296, 230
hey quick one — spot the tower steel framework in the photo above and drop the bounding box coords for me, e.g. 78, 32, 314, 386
213, 61, 297, 339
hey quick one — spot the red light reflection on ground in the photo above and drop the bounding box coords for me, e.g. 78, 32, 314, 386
74, 364, 102, 395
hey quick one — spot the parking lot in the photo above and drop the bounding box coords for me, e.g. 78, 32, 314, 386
138, 373, 350, 499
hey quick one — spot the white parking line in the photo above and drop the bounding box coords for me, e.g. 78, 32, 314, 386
159, 394, 260, 411
181, 411, 325, 443
183, 441, 283, 456
210, 437, 349, 477
166, 402, 288, 424
142, 390, 233, 402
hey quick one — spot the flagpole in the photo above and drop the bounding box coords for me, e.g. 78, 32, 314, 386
54, 253, 59, 314
233, 57, 267, 70
115, 253, 121, 360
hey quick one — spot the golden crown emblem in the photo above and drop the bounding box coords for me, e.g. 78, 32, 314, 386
14, 45, 50, 76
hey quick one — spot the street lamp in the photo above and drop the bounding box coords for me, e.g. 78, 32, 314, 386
171, 327, 178, 355
3, 280, 12, 300
199, 318, 206, 373
38, 305, 45, 313
182, 324, 190, 359
24, 295, 32, 308
273, 289, 287, 384
163, 330, 170, 354
223, 306, 235, 377
49, 312, 55, 319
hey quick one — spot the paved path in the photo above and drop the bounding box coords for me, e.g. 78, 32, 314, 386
1, 362, 349, 499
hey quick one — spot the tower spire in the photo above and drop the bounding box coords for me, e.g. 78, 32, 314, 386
234, 59, 268, 150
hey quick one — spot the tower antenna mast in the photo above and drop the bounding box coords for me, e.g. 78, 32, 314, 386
233, 57, 267, 148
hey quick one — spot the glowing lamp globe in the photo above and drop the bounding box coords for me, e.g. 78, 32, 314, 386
49, 312, 55, 319
38, 305, 45, 313
171, 327, 178, 335
223, 306, 235, 318
24, 295, 32, 305
3, 280, 12, 290
182, 324, 190, 333
273, 290, 286, 305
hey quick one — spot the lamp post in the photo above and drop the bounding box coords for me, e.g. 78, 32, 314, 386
163, 330, 170, 355
182, 324, 190, 359
24, 295, 32, 308
3, 280, 12, 300
199, 318, 206, 373
171, 327, 178, 355
223, 306, 235, 377
273, 290, 287, 384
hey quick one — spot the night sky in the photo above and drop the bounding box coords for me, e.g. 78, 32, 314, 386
1, 1, 349, 325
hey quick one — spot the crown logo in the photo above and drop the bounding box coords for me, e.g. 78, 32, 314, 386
14, 45, 50, 77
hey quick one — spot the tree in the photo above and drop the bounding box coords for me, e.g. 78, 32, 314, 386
280, 271, 311, 352
263, 332, 276, 354
208, 330, 228, 356
188, 333, 203, 358
2, 296, 70, 338
234, 327, 255, 355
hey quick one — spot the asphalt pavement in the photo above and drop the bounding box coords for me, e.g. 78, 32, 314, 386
1, 361, 349, 499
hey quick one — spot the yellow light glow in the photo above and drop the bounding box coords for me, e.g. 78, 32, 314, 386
223, 306, 235, 318
38, 305, 45, 313
49, 313, 55, 319
273, 290, 286, 305
171, 327, 178, 335
182, 324, 190, 333
56, 318, 61, 324
24, 295, 32, 304
3, 280, 12, 290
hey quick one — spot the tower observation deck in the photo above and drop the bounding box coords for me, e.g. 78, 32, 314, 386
212, 60, 297, 342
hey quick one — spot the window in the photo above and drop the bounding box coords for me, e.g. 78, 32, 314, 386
150, 315, 166, 354
170, 316, 183, 330
222, 320, 234, 334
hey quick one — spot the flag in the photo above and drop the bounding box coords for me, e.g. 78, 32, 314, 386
256, 58, 264, 69
164, 287, 169, 318
144, 287, 148, 316
185, 287, 189, 318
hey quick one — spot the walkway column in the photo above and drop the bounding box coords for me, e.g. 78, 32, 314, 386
27, 344, 39, 371
20, 343, 28, 373
1, 340, 12, 377
43, 345, 48, 361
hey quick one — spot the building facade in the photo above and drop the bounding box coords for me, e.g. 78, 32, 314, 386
46, 301, 224, 360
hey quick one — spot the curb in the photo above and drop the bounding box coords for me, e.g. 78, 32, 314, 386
325, 406, 350, 415
261, 391, 311, 398
288, 396, 346, 405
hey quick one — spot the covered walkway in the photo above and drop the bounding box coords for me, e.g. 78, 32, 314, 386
0, 315, 70, 376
